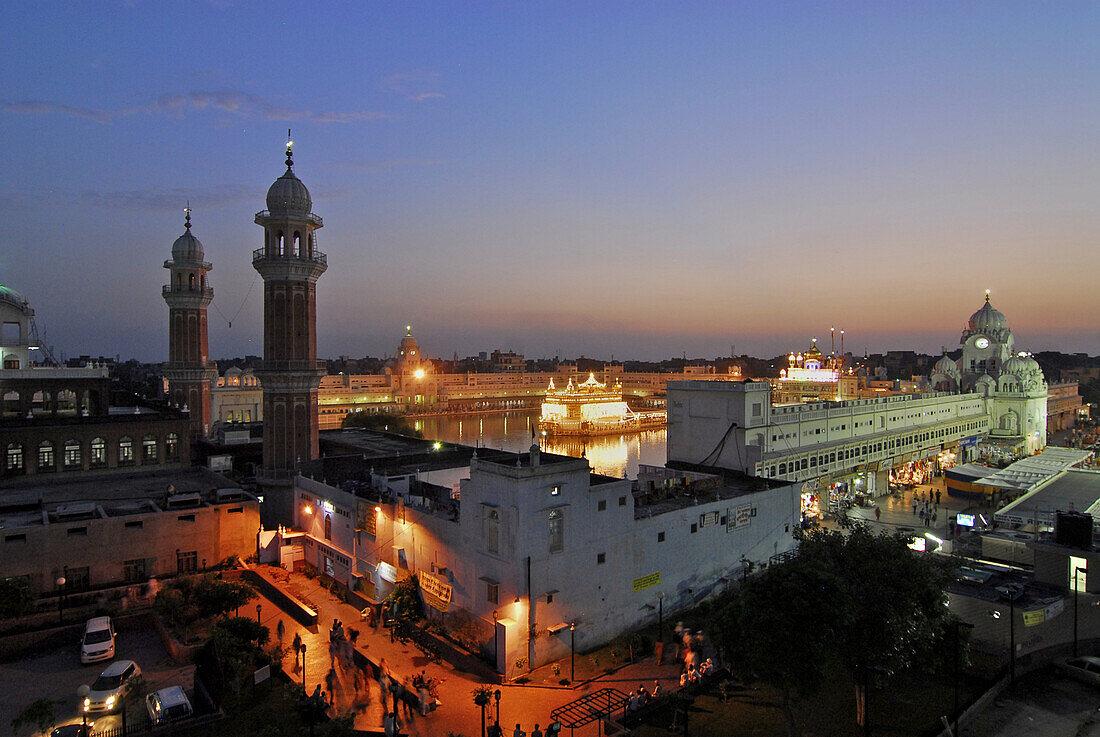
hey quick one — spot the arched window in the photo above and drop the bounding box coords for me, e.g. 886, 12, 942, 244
276, 231, 285, 256
119, 436, 134, 465
90, 437, 107, 467
324, 514, 332, 541
779, 462, 787, 475
63, 439, 81, 469
3, 357, 18, 370
6, 443, 23, 472
188, 273, 196, 290
165, 433, 179, 461
293, 232, 301, 257
142, 435, 158, 463
38, 441, 55, 471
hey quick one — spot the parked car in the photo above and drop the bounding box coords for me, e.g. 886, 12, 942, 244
145, 686, 193, 726
80, 617, 115, 664
49, 721, 94, 737
84, 660, 141, 713
1057, 656, 1100, 687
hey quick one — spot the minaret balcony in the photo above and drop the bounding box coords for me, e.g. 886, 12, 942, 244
254, 210, 324, 227
252, 247, 328, 268
162, 285, 215, 299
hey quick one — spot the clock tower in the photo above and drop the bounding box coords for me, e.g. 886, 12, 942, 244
959, 292, 1014, 389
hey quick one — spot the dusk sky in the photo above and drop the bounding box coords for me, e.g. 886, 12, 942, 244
3, 2, 1098, 363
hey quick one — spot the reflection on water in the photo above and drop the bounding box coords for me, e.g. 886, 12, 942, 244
412, 410, 667, 479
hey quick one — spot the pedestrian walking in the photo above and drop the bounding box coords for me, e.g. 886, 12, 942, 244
919, 508, 925, 524
513, 723, 526, 737
292, 632, 303, 669
911, 497, 918, 515
276, 619, 285, 644
531, 725, 543, 737
874, 506, 881, 522
325, 667, 338, 705
936, 490, 942, 505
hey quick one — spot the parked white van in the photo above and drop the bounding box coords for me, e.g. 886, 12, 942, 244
80, 617, 115, 664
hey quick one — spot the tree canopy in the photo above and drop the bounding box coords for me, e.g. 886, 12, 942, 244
715, 523, 957, 737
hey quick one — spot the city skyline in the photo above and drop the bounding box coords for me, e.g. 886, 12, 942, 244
3, 2, 1098, 363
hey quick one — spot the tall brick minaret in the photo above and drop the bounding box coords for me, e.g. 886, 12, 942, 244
253, 138, 327, 519
163, 206, 216, 437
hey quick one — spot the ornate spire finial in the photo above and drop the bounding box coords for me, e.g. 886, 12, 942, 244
985, 289, 991, 303
285, 128, 294, 168
184, 201, 192, 231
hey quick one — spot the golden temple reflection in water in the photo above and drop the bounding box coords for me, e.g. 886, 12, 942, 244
411, 410, 667, 479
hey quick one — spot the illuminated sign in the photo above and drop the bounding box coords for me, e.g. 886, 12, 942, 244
956, 513, 976, 527
377, 562, 398, 583
321, 500, 335, 514
632, 572, 661, 592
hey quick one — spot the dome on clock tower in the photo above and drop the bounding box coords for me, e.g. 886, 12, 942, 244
967, 295, 1007, 334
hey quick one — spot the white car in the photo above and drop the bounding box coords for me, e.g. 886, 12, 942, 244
145, 686, 193, 726
80, 617, 115, 664
84, 660, 141, 713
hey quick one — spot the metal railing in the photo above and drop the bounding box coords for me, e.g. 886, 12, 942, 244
254, 210, 324, 226
251, 247, 327, 267
161, 285, 214, 298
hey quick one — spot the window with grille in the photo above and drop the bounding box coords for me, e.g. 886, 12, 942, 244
176, 550, 198, 574
63, 440, 81, 469
37, 441, 55, 471
6, 443, 23, 472
90, 437, 106, 467
166, 433, 179, 461
548, 508, 564, 554
142, 436, 157, 463
119, 437, 133, 465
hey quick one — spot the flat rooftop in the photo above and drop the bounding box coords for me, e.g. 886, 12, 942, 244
996, 469, 1100, 526
0, 467, 238, 507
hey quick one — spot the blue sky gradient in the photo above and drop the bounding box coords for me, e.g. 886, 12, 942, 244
3, 2, 1097, 362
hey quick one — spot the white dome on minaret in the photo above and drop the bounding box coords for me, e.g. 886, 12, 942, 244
171, 207, 205, 262
265, 139, 312, 215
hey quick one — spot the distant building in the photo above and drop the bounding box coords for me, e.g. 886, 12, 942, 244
490, 349, 526, 373
1, 286, 191, 479
669, 296, 1050, 511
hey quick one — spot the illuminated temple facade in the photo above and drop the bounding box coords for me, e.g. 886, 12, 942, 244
669, 295, 1050, 500
771, 339, 859, 404
538, 373, 665, 435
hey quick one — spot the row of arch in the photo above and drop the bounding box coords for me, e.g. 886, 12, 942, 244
267, 229, 316, 258
2, 387, 108, 418
4, 433, 180, 475
173, 272, 207, 291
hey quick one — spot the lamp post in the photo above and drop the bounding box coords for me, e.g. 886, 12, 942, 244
56, 573, 67, 624
300, 643, 307, 688
988, 599, 1016, 689
1074, 566, 1087, 657
952, 620, 974, 737
473, 691, 489, 737
494, 689, 501, 726
570, 623, 576, 683
256, 603, 263, 624
657, 592, 664, 644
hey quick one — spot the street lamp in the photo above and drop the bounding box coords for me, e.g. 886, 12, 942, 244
988, 600, 1016, 688
494, 689, 501, 727
300, 643, 307, 688
570, 623, 576, 682
473, 690, 490, 737
1074, 566, 1087, 657
952, 620, 975, 737
256, 604, 263, 624
56, 574, 67, 624
657, 592, 664, 644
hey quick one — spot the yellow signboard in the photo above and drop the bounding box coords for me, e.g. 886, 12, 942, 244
419, 572, 453, 612
632, 571, 661, 592
1022, 609, 1045, 627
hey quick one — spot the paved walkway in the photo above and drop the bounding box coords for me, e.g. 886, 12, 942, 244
256, 567, 688, 736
